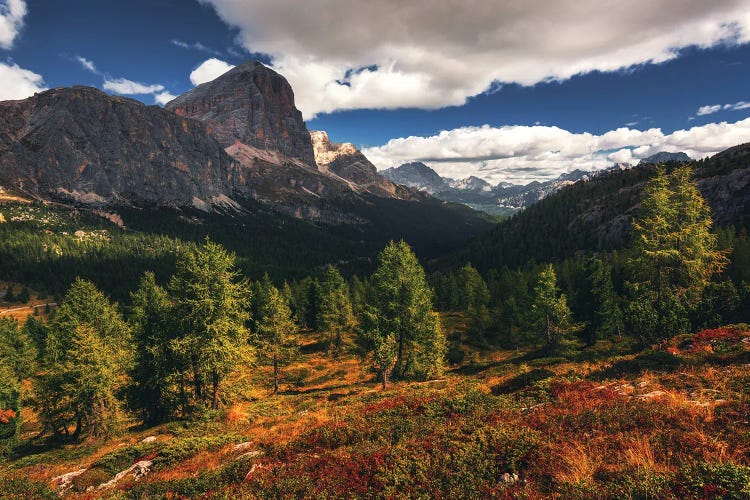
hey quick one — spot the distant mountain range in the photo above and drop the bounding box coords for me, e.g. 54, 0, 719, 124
382, 151, 692, 214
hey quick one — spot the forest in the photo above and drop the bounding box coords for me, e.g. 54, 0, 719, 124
1, 164, 749, 498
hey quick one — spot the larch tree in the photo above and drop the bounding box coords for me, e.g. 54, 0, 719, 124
256, 283, 298, 394
359, 241, 446, 385
35, 278, 131, 439
529, 264, 580, 354
627, 165, 728, 342
318, 266, 357, 357
129, 272, 176, 424
169, 240, 251, 410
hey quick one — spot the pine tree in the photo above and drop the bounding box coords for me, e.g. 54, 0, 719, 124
128, 272, 176, 424
628, 165, 728, 342
35, 278, 131, 439
529, 264, 580, 354
255, 283, 298, 394
359, 241, 446, 384
169, 240, 251, 410
318, 266, 356, 357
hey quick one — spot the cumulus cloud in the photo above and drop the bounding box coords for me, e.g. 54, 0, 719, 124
154, 91, 176, 105
103, 78, 164, 95
0, 0, 26, 50
190, 58, 235, 85
363, 119, 750, 184
0, 61, 46, 100
697, 101, 750, 115
199, 0, 750, 119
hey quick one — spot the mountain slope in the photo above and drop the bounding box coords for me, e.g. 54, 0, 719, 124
448, 143, 750, 271
0, 86, 238, 208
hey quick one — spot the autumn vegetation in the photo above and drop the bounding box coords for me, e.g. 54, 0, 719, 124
0, 164, 749, 498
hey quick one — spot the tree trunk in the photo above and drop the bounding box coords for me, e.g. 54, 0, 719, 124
72, 417, 82, 440
381, 367, 388, 390
194, 370, 202, 402
394, 333, 404, 377
273, 352, 279, 394
211, 371, 220, 410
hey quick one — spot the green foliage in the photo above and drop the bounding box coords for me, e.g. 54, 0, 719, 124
677, 462, 750, 499
0, 318, 36, 380
529, 264, 580, 354
0, 363, 21, 454
359, 241, 447, 387
318, 266, 357, 357
170, 239, 251, 409
128, 272, 177, 424
627, 166, 728, 342
255, 281, 299, 393
35, 278, 131, 439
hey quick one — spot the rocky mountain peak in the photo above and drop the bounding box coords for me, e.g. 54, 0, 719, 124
310, 131, 359, 166
166, 60, 316, 165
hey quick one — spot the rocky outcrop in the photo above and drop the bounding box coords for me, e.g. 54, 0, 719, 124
166, 61, 315, 165
0, 86, 238, 208
310, 130, 412, 198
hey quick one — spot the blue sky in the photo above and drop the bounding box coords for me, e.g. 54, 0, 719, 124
2, 0, 750, 183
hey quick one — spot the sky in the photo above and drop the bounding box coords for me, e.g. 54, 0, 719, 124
2, 0, 750, 184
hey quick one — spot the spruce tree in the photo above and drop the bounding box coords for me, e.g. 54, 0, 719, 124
359, 241, 446, 383
457, 263, 491, 334
256, 283, 298, 394
588, 256, 624, 343
169, 240, 251, 409
529, 264, 580, 354
318, 266, 356, 357
0, 318, 36, 380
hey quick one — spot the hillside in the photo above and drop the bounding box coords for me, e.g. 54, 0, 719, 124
448, 143, 750, 272
2, 319, 749, 498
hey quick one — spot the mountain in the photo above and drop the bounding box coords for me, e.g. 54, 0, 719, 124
638, 151, 691, 165
0, 86, 238, 208
448, 143, 750, 272
309, 130, 411, 198
381, 162, 449, 193
166, 60, 315, 165
381, 161, 597, 211
0, 60, 493, 269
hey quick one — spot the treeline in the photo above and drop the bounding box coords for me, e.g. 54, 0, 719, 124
432, 166, 750, 349
0, 240, 445, 446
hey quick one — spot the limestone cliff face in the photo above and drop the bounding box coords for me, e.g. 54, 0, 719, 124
310, 130, 414, 199
166, 61, 316, 166
0, 86, 238, 208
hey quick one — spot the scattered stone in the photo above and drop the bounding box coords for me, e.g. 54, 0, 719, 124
236, 450, 265, 461
637, 390, 666, 400
140, 435, 157, 444
244, 463, 265, 481
97, 460, 152, 490
233, 441, 255, 453
52, 469, 87, 493
501, 472, 519, 484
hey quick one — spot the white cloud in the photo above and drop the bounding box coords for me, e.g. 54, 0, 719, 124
154, 91, 176, 105
190, 58, 235, 85
75, 56, 99, 74
0, 61, 46, 100
200, 0, 750, 119
697, 101, 750, 115
103, 78, 164, 95
0, 0, 26, 50
171, 39, 221, 56
363, 119, 750, 184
